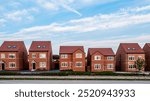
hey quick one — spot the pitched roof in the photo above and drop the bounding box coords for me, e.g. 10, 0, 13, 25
29, 41, 52, 52
120, 43, 144, 53
0, 41, 25, 52
60, 46, 84, 53
146, 43, 150, 48
88, 48, 115, 56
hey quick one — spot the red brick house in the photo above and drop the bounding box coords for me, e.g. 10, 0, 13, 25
0, 41, 28, 70
116, 43, 145, 72
143, 43, 150, 71
59, 46, 85, 72
29, 41, 52, 71
87, 48, 115, 72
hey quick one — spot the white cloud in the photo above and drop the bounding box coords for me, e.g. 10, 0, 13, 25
0, 19, 6, 27
60, 3, 82, 16
60, 34, 150, 53
1, 4, 150, 54
5, 11, 150, 34
36, 0, 58, 10
120, 5, 150, 12
1, 5, 150, 41
35, 0, 81, 16
1, 7, 39, 24
4, 8, 38, 22
80, 0, 117, 5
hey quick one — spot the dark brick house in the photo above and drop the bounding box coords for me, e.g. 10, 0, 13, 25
143, 43, 150, 71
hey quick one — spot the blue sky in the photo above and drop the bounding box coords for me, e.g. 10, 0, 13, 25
0, 0, 150, 54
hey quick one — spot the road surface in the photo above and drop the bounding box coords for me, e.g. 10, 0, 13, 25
0, 80, 150, 84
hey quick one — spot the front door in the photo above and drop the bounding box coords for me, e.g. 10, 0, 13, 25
2, 63, 5, 70
32, 63, 36, 70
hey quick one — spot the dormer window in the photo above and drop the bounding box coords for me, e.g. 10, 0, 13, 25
128, 48, 136, 50
13, 46, 16, 48
37, 45, 41, 48
7, 46, 11, 48
42, 46, 46, 48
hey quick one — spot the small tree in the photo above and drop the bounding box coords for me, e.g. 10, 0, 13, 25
135, 58, 145, 72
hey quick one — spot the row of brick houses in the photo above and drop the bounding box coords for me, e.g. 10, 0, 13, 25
0, 41, 150, 72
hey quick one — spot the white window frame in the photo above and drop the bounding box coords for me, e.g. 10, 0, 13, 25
32, 53, 36, 58
39, 62, 46, 68
76, 53, 82, 58
107, 64, 114, 69
94, 64, 101, 69
8, 53, 16, 59
94, 55, 101, 60
1, 53, 5, 59
61, 54, 68, 59
107, 56, 114, 60
75, 62, 82, 67
39, 53, 46, 58
61, 62, 68, 67
128, 64, 135, 69
128, 56, 135, 61
9, 62, 16, 68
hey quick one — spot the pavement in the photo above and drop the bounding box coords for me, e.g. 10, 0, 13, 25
0, 80, 150, 84
0, 75, 150, 80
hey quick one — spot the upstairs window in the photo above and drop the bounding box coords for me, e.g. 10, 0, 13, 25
32, 53, 36, 58
76, 53, 82, 58
107, 56, 114, 60
1, 54, 5, 59
9, 53, 16, 59
94, 55, 101, 60
39, 53, 46, 58
128, 56, 135, 61
61, 54, 68, 59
